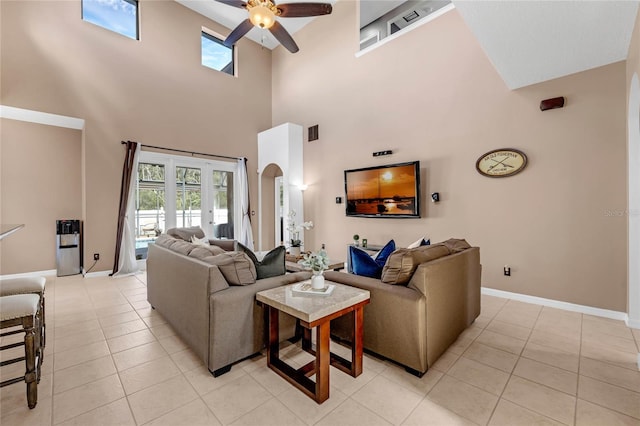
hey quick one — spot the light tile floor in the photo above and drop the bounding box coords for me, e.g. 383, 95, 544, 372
1, 273, 640, 425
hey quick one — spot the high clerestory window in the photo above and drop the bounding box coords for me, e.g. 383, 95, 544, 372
82, 0, 139, 40
201, 31, 235, 76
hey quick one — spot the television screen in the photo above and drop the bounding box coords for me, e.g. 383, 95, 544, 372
344, 161, 421, 218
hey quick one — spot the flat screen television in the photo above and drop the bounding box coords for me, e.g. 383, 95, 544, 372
344, 161, 421, 218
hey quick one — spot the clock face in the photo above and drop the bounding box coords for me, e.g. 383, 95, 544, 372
476, 149, 527, 178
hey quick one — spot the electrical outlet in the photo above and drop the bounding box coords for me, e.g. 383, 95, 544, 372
94, 253, 100, 261
504, 265, 511, 276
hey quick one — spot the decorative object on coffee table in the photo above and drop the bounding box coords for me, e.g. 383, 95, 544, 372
287, 210, 313, 256
299, 249, 330, 289
291, 281, 335, 296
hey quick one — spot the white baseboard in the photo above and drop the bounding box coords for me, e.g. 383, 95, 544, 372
626, 317, 640, 329
481, 287, 630, 323
0, 269, 56, 280
83, 270, 112, 278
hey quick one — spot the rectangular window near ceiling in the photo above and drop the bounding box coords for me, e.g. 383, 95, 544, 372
82, 0, 139, 40
202, 31, 234, 76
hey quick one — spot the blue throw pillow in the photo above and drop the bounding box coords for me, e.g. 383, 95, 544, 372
374, 239, 396, 267
350, 240, 396, 279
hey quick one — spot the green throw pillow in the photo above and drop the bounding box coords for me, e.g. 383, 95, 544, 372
237, 243, 286, 279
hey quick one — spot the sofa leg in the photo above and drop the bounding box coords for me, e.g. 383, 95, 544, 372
405, 367, 425, 378
211, 365, 232, 377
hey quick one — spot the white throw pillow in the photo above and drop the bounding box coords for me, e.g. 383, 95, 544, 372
190, 235, 209, 246
407, 237, 427, 249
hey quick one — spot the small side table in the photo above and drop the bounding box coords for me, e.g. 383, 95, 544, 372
285, 260, 345, 273
256, 282, 370, 404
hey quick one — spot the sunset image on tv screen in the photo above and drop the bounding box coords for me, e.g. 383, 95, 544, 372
346, 164, 418, 215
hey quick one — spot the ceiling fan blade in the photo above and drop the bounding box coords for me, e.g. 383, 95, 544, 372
224, 19, 254, 47
269, 21, 299, 53
277, 2, 332, 17
214, 0, 248, 9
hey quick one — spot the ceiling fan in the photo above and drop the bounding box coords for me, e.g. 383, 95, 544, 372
215, 0, 333, 53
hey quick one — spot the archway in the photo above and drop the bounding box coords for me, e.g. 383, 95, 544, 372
260, 163, 283, 249
628, 73, 640, 328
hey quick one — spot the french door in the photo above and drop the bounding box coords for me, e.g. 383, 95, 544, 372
133, 151, 239, 250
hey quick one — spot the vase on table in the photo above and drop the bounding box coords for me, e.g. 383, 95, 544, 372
290, 246, 301, 256
311, 270, 325, 290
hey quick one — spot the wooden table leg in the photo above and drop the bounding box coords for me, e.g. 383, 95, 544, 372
351, 305, 364, 377
267, 306, 280, 365
315, 321, 330, 403
302, 326, 312, 352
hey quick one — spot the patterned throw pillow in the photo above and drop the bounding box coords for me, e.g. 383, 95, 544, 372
349, 240, 396, 279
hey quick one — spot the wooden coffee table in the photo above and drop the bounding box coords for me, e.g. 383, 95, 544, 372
256, 282, 370, 404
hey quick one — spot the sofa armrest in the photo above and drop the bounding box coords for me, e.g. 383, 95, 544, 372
207, 271, 310, 372
407, 247, 481, 366
147, 244, 229, 365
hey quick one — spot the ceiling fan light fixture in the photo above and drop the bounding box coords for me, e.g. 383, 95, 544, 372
249, 2, 276, 29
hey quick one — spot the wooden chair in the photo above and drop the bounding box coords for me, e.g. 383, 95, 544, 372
0, 294, 40, 408
0, 277, 46, 365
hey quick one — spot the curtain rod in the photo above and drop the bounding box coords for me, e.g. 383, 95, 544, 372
121, 141, 243, 161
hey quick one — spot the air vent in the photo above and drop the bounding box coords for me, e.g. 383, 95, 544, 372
403, 11, 419, 23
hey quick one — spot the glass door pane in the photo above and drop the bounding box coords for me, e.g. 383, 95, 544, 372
212, 170, 234, 239
136, 163, 166, 259
176, 166, 202, 228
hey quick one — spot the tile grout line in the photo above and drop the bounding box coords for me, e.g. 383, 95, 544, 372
483, 299, 544, 426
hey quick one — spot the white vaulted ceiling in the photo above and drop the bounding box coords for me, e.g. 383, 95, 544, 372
451, 0, 638, 89
178, 0, 639, 89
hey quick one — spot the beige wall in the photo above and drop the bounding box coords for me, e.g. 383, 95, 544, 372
626, 8, 640, 317
0, 119, 82, 274
0, 0, 272, 273
628, 8, 640, 80
272, 2, 628, 311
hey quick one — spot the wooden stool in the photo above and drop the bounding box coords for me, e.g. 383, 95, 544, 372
0, 277, 46, 366
0, 294, 40, 409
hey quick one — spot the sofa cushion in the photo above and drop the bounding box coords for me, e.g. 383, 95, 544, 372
169, 239, 196, 256
238, 243, 286, 279
350, 240, 396, 279
166, 226, 205, 241
189, 245, 226, 260
201, 252, 257, 285
442, 238, 471, 253
154, 234, 175, 248
209, 239, 237, 251
381, 244, 451, 285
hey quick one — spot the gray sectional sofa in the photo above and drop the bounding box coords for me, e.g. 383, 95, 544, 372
146, 233, 310, 376
326, 239, 481, 376
147, 228, 481, 378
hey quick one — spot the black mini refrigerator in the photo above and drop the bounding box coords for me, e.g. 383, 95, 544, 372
56, 220, 82, 276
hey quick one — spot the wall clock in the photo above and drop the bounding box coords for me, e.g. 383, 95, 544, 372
476, 148, 528, 178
